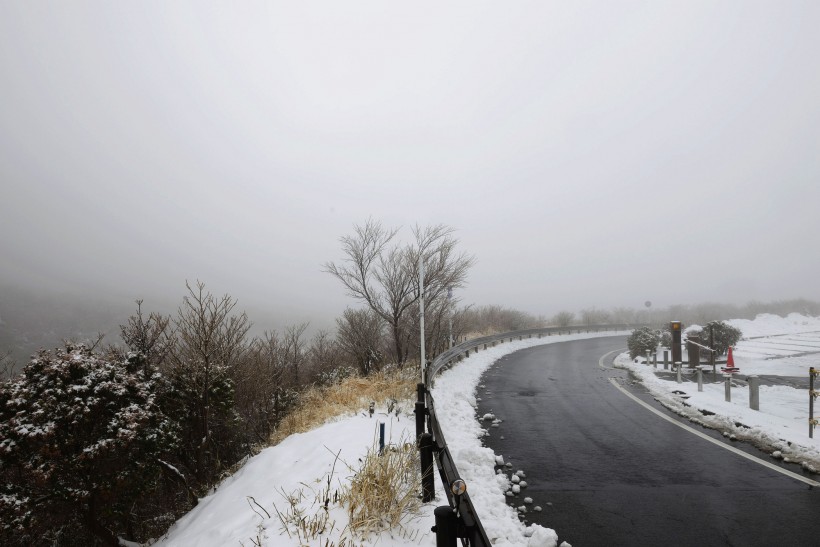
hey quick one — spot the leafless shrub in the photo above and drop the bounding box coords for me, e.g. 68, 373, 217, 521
120, 299, 174, 370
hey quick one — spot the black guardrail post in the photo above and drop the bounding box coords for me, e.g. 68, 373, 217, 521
433, 506, 457, 546
420, 432, 435, 502
415, 383, 426, 440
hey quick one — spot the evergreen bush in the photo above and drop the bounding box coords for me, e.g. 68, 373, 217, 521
627, 327, 661, 359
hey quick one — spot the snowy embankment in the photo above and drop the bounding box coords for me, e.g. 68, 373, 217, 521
617, 313, 820, 472
155, 406, 439, 546
156, 331, 623, 547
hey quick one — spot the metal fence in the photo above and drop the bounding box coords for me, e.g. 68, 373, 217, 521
417, 324, 630, 546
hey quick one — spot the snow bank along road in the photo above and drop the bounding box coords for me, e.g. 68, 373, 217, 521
476, 336, 819, 546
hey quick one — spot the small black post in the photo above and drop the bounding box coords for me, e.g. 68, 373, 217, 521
415, 383, 426, 440
671, 321, 683, 363
810, 368, 818, 438
420, 433, 435, 502
415, 401, 426, 440
379, 422, 385, 455
433, 505, 457, 547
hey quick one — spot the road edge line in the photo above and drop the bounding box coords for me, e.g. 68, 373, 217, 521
607, 376, 819, 488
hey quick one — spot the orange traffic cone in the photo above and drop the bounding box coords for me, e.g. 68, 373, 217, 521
722, 346, 740, 373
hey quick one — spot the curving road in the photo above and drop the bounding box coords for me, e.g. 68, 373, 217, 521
476, 336, 819, 546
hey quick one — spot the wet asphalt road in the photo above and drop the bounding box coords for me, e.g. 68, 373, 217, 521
476, 336, 819, 546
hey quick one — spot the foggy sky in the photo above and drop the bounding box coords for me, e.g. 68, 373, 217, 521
2, 1, 819, 330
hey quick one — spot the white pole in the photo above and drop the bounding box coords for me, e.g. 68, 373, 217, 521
419, 256, 426, 385
447, 287, 453, 348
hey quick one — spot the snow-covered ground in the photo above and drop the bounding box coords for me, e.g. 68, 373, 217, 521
155, 316, 820, 547
617, 313, 820, 472
154, 408, 438, 547
154, 331, 621, 547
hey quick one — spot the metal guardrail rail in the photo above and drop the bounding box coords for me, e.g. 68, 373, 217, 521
418, 323, 632, 546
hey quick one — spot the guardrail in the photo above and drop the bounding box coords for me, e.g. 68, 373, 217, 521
416, 323, 632, 546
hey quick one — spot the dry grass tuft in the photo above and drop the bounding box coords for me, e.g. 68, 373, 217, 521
342, 436, 422, 539
270, 366, 418, 446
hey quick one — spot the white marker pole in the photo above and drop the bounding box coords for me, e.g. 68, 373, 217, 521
419, 256, 426, 385
447, 287, 453, 349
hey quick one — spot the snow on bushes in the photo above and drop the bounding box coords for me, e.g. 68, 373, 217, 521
0, 345, 177, 545
627, 326, 661, 359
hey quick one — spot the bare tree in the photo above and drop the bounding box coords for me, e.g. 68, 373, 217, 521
609, 307, 638, 324
234, 331, 289, 443
580, 307, 611, 326
0, 349, 16, 378
552, 311, 575, 327
336, 308, 384, 375
281, 322, 309, 386
458, 304, 539, 334
306, 330, 341, 383
168, 281, 250, 482
119, 300, 174, 370
325, 220, 474, 366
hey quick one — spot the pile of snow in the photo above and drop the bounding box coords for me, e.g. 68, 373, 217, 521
727, 313, 820, 339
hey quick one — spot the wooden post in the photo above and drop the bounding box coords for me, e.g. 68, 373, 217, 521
688, 334, 701, 369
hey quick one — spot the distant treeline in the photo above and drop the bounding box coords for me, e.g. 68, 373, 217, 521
548, 299, 820, 329
458, 299, 820, 336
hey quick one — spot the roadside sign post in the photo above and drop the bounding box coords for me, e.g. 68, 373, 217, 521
671, 321, 683, 363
